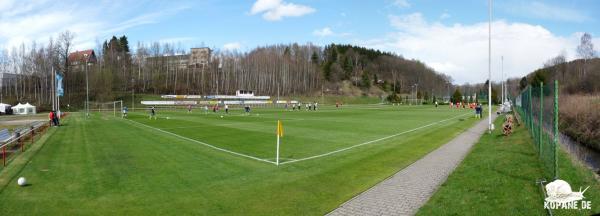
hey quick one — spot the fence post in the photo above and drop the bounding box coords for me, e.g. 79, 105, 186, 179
528, 86, 533, 133
539, 82, 543, 156
554, 80, 559, 179
2, 146, 5, 167
31, 126, 35, 144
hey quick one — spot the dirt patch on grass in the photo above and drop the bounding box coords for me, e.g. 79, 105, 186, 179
0, 119, 45, 126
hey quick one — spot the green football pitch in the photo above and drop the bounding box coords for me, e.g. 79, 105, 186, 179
0, 105, 479, 215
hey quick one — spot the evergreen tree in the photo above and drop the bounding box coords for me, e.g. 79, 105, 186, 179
361, 72, 371, 88
519, 77, 528, 90
102, 41, 108, 52
451, 89, 462, 103
491, 87, 500, 104
373, 73, 378, 84
119, 35, 130, 53
108, 36, 119, 52
530, 69, 547, 87
323, 62, 333, 81
328, 44, 338, 62
311, 51, 319, 64
342, 56, 353, 79
386, 93, 401, 103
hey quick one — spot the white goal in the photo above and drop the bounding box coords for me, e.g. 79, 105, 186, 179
89, 100, 123, 117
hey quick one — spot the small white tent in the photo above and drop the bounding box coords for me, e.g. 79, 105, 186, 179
0, 103, 10, 114
12, 103, 36, 115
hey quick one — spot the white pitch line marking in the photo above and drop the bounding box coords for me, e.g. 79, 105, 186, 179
124, 111, 471, 166
124, 119, 276, 165
280, 112, 471, 165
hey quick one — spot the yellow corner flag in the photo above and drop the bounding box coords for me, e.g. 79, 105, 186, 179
276, 120, 283, 166
277, 120, 284, 137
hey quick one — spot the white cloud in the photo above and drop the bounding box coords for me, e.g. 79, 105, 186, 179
312, 27, 351, 37
250, 0, 315, 21
440, 12, 451, 20
507, 1, 591, 23
360, 13, 599, 84
0, 1, 188, 51
250, 0, 281, 14
223, 42, 242, 51
392, 0, 410, 8
313, 27, 334, 37
389, 13, 427, 30
158, 37, 196, 45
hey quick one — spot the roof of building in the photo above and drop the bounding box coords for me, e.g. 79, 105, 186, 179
68, 49, 95, 63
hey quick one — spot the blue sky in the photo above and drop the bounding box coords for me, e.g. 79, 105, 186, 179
1, 0, 599, 83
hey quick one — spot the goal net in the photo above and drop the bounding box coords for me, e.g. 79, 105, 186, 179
405, 98, 423, 105
89, 100, 123, 117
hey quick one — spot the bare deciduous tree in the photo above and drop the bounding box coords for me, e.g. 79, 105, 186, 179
577, 32, 596, 77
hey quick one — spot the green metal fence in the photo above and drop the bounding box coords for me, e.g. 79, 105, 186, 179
515, 80, 559, 180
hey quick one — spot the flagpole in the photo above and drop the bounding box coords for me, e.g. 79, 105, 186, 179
56, 70, 60, 119
57, 90, 60, 119
52, 67, 55, 111
55, 70, 57, 112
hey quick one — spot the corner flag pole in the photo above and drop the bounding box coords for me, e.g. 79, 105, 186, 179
276, 120, 283, 166
276, 132, 280, 166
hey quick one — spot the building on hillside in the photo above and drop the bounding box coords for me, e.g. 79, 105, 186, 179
189, 47, 211, 68
68, 50, 97, 70
0, 72, 18, 90
144, 47, 212, 70
1, 72, 19, 103
145, 54, 189, 70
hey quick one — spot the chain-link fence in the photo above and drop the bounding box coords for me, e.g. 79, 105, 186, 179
515, 80, 559, 180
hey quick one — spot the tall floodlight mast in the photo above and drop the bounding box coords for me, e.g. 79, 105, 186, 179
488, 0, 493, 132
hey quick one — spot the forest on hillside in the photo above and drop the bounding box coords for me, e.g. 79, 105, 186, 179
0, 31, 454, 109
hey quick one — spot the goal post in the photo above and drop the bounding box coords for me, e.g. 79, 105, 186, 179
114, 100, 123, 117
89, 100, 123, 117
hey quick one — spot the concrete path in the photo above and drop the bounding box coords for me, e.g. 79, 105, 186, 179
327, 113, 498, 216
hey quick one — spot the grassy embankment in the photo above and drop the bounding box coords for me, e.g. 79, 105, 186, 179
418, 115, 600, 215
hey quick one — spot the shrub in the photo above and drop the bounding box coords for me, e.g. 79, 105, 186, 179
559, 94, 600, 151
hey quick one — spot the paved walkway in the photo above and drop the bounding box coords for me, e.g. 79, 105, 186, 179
327, 113, 498, 216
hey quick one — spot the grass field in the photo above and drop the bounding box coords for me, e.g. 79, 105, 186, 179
0, 105, 478, 215
418, 116, 600, 215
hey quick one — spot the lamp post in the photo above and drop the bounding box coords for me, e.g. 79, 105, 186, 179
217, 60, 222, 95
411, 85, 415, 105
447, 82, 450, 103
85, 59, 89, 118
488, 0, 493, 132
501, 56, 504, 104
131, 78, 135, 111
415, 83, 419, 105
